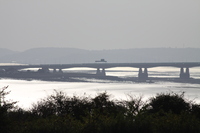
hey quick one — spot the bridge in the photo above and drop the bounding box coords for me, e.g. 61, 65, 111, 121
0, 62, 200, 80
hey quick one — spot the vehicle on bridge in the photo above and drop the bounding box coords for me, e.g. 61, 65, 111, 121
95, 59, 107, 63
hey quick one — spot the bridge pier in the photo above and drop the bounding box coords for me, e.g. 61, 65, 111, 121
96, 68, 106, 76
180, 67, 190, 79
53, 68, 57, 73
102, 68, 106, 76
138, 68, 148, 80
59, 68, 63, 73
53, 68, 63, 73
38, 67, 50, 73
96, 68, 101, 75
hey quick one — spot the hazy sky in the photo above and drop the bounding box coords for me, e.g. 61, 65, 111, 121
0, 0, 200, 51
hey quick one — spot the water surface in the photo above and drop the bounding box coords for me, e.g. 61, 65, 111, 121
0, 67, 200, 109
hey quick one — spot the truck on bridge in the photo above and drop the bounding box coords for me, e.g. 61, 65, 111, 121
95, 59, 107, 63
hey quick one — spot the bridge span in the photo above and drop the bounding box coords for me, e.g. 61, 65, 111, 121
0, 62, 200, 80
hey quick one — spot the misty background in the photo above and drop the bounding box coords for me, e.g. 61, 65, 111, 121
0, 47, 200, 64
0, 0, 200, 51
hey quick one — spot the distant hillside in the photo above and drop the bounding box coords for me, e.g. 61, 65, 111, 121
0, 48, 18, 57
0, 48, 19, 63
0, 47, 200, 64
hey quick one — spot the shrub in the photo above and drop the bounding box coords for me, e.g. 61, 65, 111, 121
31, 90, 91, 119
191, 104, 200, 119
148, 92, 190, 114
0, 86, 17, 132
4, 90, 200, 133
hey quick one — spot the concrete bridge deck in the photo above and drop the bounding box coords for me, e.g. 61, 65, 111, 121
0, 62, 200, 80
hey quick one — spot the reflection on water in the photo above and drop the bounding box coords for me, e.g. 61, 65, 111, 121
1, 79, 200, 109
0, 67, 200, 109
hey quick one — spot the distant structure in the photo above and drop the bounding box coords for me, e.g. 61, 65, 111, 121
95, 59, 107, 63
0, 62, 200, 80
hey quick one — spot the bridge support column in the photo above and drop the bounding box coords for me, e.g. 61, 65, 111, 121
38, 67, 49, 73
96, 68, 106, 76
59, 68, 63, 73
102, 68, 106, 76
138, 68, 148, 80
96, 68, 101, 75
53, 68, 57, 73
186, 68, 190, 78
180, 67, 190, 79
180, 67, 184, 79
144, 68, 148, 78
138, 68, 143, 78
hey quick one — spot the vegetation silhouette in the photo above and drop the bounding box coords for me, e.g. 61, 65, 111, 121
148, 92, 190, 114
1, 87, 200, 133
0, 86, 17, 133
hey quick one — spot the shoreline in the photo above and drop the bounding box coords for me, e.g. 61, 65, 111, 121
0, 71, 200, 84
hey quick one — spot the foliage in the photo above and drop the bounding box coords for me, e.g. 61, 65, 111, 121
31, 90, 92, 120
2, 89, 200, 133
0, 86, 17, 132
148, 92, 190, 114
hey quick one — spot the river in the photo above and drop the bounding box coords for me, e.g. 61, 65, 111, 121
0, 66, 200, 109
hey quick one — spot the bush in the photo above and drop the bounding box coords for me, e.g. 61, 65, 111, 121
191, 104, 200, 119
0, 86, 17, 132
148, 92, 190, 114
31, 90, 92, 119
3, 90, 200, 133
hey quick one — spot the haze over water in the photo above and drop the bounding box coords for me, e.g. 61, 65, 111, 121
1, 67, 200, 109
